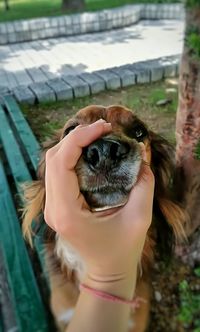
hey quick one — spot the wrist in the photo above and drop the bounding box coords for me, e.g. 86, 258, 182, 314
83, 267, 137, 301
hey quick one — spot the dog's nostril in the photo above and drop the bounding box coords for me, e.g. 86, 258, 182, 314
110, 142, 130, 160
86, 147, 100, 168
110, 142, 119, 160
83, 139, 130, 171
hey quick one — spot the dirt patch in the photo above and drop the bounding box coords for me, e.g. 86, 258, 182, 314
148, 259, 200, 332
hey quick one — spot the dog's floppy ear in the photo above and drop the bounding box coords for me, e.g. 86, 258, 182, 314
149, 131, 186, 259
22, 132, 61, 245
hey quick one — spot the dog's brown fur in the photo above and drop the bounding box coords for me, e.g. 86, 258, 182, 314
22, 105, 186, 331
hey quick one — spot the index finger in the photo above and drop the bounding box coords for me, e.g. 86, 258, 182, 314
122, 143, 154, 222
48, 120, 112, 207
57, 119, 112, 170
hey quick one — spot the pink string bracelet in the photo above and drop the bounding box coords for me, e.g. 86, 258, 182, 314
79, 283, 147, 309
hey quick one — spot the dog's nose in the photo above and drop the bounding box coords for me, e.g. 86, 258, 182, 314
83, 138, 130, 171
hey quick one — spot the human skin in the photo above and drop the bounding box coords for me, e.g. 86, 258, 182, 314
44, 119, 155, 332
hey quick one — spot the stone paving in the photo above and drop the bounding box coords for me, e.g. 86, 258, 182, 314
0, 17, 184, 104
0, 3, 184, 45
0, 19, 184, 87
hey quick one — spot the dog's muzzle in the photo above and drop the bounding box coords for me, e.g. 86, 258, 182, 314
83, 138, 130, 172
76, 136, 142, 211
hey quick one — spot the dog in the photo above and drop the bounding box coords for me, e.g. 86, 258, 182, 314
22, 105, 186, 332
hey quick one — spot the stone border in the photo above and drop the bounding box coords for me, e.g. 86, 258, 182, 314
0, 3, 184, 45
0, 55, 180, 105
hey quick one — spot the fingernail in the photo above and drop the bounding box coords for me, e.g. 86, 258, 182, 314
103, 122, 112, 129
96, 118, 106, 123
139, 142, 145, 154
89, 119, 106, 127
139, 142, 145, 148
139, 142, 147, 161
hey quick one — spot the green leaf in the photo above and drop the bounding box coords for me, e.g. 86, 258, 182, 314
186, 0, 200, 8
195, 141, 200, 160
179, 280, 189, 291
186, 30, 200, 58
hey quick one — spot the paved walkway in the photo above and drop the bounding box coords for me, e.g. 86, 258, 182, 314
0, 19, 184, 90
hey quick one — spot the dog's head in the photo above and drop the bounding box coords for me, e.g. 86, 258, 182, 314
62, 105, 150, 211
23, 105, 186, 264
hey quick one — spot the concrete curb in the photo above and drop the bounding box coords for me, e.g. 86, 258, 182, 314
0, 55, 181, 105
0, 3, 184, 45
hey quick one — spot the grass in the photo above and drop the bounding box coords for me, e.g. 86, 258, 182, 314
178, 267, 200, 331
0, 0, 181, 22
195, 140, 200, 160
21, 80, 178, 143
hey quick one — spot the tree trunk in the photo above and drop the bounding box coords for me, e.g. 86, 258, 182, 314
175, 2, 200, 237
62, 0, 85, 12
4, 0, 10, 11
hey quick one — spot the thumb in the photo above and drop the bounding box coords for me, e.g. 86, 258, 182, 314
124, 143, 155, 215
135, 142, 154, 188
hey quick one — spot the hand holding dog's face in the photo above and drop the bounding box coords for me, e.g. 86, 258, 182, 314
23, 104, 186, 280
44, 119, 154, 281
62, 105, 151, 211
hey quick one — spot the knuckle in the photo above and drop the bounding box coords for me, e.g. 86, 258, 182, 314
69, 127, 79, 138
45, 149, 59, 170
44, 208, 73, 236
45, 149, 53, 162
66, 130, 78, 146
44, 208, 52, 226
55, 212, 74, 235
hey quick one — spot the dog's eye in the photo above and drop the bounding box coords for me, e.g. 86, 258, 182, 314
134, 125, 148, 141
64, 125, 78, 136
135, 127, 144, 139
125, 122, 148, 141
135, 128, 143, 138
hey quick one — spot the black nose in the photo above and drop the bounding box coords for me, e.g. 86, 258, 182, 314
83, 138, 130, 171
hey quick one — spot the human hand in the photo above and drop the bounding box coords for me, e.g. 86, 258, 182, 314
44, 120, 154, 290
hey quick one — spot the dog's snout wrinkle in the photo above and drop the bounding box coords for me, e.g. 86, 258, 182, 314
83, 138, 130, 171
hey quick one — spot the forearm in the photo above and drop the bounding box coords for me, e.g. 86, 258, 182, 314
66, 270, 137, 332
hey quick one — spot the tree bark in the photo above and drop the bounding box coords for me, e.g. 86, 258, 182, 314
62, 0, 85, 12
175, 3, 200, 236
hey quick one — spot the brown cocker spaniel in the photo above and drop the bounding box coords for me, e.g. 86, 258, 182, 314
23, 105, 186, 332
